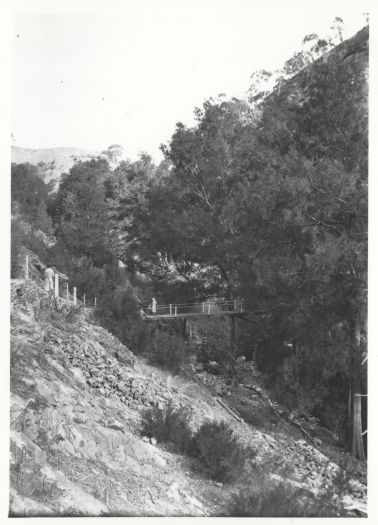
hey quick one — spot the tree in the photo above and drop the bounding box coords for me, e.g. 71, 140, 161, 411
11, 163, 52, 233
50, 158, 113, 265
119, 26, 368, 458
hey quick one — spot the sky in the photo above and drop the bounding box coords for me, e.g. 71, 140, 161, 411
12, 0, 369, 162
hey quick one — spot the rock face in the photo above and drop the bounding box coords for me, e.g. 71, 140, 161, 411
10, 279, 220, 516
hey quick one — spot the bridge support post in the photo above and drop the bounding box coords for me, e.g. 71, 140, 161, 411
188, 321, 193, 343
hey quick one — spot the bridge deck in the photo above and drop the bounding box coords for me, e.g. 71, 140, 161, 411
140, 300, 243, 320
142, 311, 239, 320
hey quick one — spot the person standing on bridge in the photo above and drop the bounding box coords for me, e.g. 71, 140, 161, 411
44, 266, 55, 293
151, 297, 157, 315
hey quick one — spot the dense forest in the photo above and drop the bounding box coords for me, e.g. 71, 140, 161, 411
11, 22, 368, 459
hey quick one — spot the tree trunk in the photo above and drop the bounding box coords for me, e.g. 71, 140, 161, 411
350, 318, 366, 460
351, 374, 365, 459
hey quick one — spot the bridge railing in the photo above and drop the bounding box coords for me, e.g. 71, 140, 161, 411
143, 300, 242, 317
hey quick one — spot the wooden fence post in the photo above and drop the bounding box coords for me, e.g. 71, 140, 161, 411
25, 255, 29, 281
66, 283, 69, 301
95, 297, 97, 309
170, 304, 172, 316
83, 294, 86, 307
208, 303, 211, 315
175, 306, 177, 317
202, 302, 205, 313
73, 287, 77, 305
54, 274, 59, 298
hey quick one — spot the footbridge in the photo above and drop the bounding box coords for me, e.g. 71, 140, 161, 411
140, 300, 243, 320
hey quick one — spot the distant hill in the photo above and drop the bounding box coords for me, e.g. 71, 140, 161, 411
11, 146, 101, 187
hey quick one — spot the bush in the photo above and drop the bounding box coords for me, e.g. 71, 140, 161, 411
129, 322, 153, 355
194, 317, 234, 373
150, 331, 188, 373
141, 402, 196, 455
193, 420, 254, 482
229, 472, 347, 517
142, 406, 255, 484
230, 482, 310, 517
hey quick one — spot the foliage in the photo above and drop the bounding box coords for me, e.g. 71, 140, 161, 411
229, 459, 348, 517
11, 163, 52, 233
194, 317, 234, 370
142, 405, 254, 483
49, 158, 113, 263
229, 481, 345, 517
193, 420, 255, 482
11, 163, 53, 277
149, 331, 188, 373
141, 402, 196, 455
11, 218, 23, 278
117, 25, 368, 454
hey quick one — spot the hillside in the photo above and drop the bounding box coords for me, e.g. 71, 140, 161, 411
10, 22, 368, 518
9, 268, 367, 517
11, 146, 100, 187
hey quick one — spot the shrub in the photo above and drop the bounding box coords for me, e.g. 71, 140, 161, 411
230, 482, 308, 517
229, 473, 347, 517
150, 331, 188, 373
141, 402, 196, 455
130, 322, 153, 355
194, 317, 235, 373
142, 406, 255, 484
193, 420, 254, 482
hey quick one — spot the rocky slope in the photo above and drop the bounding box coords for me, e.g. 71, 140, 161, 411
10, 275, 367, 516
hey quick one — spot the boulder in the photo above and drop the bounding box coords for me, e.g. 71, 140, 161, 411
107, 420, 124, 432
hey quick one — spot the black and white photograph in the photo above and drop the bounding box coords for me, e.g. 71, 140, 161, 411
5, 0, 372, 518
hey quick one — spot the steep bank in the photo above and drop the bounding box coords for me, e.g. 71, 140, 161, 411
10, 277, 367, 516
